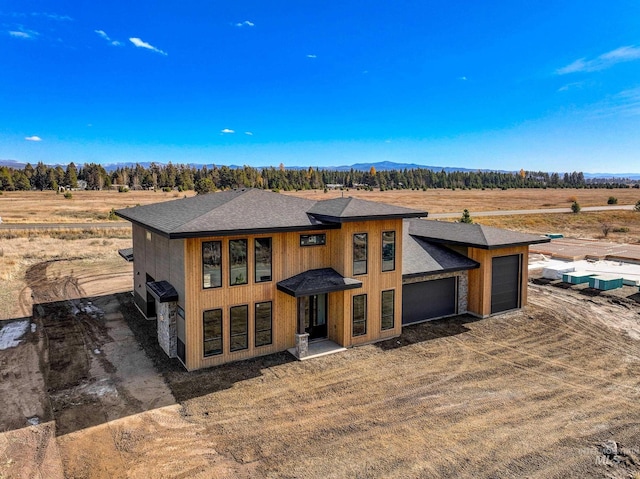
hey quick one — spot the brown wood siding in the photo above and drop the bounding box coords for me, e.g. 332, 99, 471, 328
331, 219, 404, 347
183, 230, 334, 370
467, 245, 529, 317
181, 220, 405, 370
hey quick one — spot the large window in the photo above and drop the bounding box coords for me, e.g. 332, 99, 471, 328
255, 238, 272, 283
202, 241, 222, 289
353, 233, 368, 275
255, 301, 273, 347
382, 231, 396, 272
203, 309, 222, 356
230, 305, 249, 351
381, 290, 395, 330
229, 239, 248, 286
352, 294, 367, 337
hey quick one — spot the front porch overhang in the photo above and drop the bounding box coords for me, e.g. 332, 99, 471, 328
146, 280, 179, 303
276, 268, 362, 298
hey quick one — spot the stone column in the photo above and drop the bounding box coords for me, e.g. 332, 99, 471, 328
295, 333, 309, 359
157, 301, 178, 358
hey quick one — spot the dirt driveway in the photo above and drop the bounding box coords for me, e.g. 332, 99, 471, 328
1, 273, 640, 478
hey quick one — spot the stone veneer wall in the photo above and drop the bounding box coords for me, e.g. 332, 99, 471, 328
157, 301, 177, 358
402, 271, 468, 314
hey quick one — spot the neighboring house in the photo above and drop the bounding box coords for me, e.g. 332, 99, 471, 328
116, 188, 548, 371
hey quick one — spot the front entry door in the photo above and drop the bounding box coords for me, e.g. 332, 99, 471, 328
303, 294, 327, 340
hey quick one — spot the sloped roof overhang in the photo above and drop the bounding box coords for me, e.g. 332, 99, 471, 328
146, 280, 179, 303
277, 268, 362, 297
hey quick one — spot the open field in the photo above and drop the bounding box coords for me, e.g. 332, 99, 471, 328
0, 187, 638, 223
1, 188, 640, 478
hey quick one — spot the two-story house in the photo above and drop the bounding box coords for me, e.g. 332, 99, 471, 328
116, 188, 548, 371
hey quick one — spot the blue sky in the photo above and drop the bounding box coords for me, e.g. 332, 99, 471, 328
2, 1, 640, 173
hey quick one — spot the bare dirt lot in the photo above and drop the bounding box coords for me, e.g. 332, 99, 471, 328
1, 189, 640, 478
1, 269, 640, 478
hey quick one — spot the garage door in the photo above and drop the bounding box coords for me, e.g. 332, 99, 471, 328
402, 277, 457, 325
491, 255, 521, 314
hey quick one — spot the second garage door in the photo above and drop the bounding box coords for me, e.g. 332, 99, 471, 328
402, 277, 457, 325
491, 254, 521, 314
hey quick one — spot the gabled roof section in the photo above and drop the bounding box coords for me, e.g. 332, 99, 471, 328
115, 189, 336, 239
403, 229, 479, 278
277, 268, 362, 297
408, 219, 550, 250
308, 196, 426, 222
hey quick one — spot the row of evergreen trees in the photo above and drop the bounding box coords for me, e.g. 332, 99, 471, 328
0, 161, 635, 192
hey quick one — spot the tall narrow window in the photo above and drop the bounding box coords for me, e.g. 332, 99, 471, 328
352, 294, 367, 337
203, 309, 222, 356
255, 301, 273, 347
382, 231, 396, 272
381, 290, 395, 330
230, 305, 249, 351
353, 233, 368, 275
229, 239, 248, 285
202, 241, 222, 289
254, 238, 272, 283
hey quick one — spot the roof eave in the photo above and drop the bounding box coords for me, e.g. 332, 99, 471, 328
309, 212, 427, 223
168, 223, 341, 239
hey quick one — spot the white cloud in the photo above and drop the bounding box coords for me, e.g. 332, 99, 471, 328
25, 136, 42, 142
557, 81, 585, 92
32, 12, 72, 21
557, 46, 640, 75
244, 131, 253, 136
235, 21, 254, 27
8, 28, 38, 39
458, 76, 468, 81
590, 87, 640, 118
129, 37, 167, 56
221, 129, 235, 134
95, 30, 121, 46
307, 54, 317, 58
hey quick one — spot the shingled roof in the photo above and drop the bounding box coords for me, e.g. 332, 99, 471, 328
408, 219, 550, 250
403, 228, 479, 278
308, 197, 426, 222
115, 189, 426, 239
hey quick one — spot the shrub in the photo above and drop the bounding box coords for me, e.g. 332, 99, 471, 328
64, 192, 73, 199
460, 209, 473, 224
601, 223, 611, 238
162, 186, 172, 192
107, 208, 118, 220
613, 227, 630, 233
635, 200, 640, 212
607, 196, 618, 205
118, 186, 129, 193
571, 201, 581, 214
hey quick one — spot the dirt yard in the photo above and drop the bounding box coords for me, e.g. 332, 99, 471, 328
1, 263, 640, 478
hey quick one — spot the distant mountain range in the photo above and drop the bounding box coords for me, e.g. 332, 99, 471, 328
1, 158, 639, 180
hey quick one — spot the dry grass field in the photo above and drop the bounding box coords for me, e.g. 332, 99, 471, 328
1, 188, 640, 478
0, 186, 638, 222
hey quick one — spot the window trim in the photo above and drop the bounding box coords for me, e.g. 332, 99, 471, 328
381, 289, 395, 331
202, 240, 222, 289
203, 308, 223, 357
254, 237, 272, 283
229, 304, 249, 352
352, 233, 368, 276
300, 233, 326, 247
352, 294, 367, 337
254, 301, 273, 347
382, 230, 396, 272
229, 239, 248, 286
